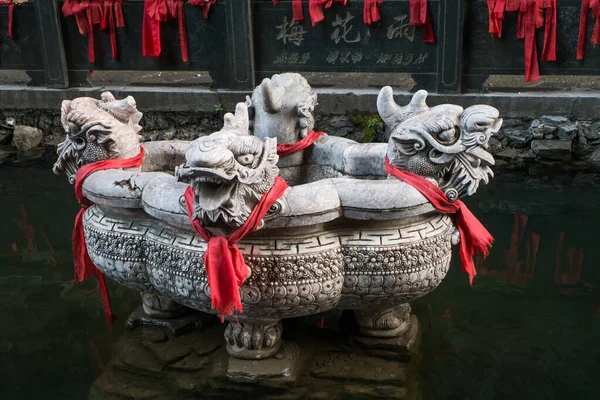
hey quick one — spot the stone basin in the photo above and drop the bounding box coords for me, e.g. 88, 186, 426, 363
54, 73, 501, 360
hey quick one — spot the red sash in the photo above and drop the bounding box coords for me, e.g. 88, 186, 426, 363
385, 158, 493, 285
276, 130, 325, 158
184, 177, 289, 320
363, 0, 382, 25
409, 0, 435, 43
73, 147, 145, 323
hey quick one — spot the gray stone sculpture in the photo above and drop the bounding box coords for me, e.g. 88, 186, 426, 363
54, 73, 501, 361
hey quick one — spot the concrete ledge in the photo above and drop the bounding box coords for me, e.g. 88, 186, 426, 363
1, 85, 600, 118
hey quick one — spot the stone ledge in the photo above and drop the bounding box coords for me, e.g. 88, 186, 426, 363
2, 84, 600, 118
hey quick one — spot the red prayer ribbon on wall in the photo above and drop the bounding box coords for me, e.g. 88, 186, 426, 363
577, 0, 600, 60
363, 0, 382, 25
385, 158, 494, 285
72, 147, 145, 324
184, 177, 289, 320
0, 0, 23, 39
409, 0, 435, 43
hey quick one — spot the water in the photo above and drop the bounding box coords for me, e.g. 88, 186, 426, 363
1, 163, 599, 399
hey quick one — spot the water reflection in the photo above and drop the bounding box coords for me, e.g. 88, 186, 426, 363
1, 164, 599, 399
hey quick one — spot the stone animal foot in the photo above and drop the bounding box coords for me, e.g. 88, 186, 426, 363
141, 292, 185, 319
354, 303, 411, 338
224, 319, 283, 359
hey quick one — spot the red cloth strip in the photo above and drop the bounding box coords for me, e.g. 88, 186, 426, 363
73, 146, 145, 324
578, 0, 591, 59
101, 0, 117, 59
276, 130, 325, 157
385, 158, 493, 285
506, 0, 519, 11
309, 0, 324, 26
409, 0, 435, 43
363, 0, 382, 25
541, 0, 557, 62
292, 0, 304, 23
184, 177, 289, 320
323, 0, 347, 8
142, 0, 163, 58
7, 2, 13, 39
519, 0, 540, 82
191, 0, 216, 19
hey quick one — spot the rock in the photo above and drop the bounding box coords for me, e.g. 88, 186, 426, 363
504, 129, 532, 148
12, 125, 42, 152
583, 122, 600, 141
531, 140, 571, 161
488, 137, 503, 154
541, 115, 569, 127
573, 136, 592, 159
557, 124, 578, 141
529, 119, 544, 139
588, 146, 600, 165
543, 124, 557, 135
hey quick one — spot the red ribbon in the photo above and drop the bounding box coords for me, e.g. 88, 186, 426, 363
62, 0, 89, 36
578, 0, 600, 59
385, 158, 493, 285
323, 0, 347, 7
184, 177, 289, 320
276, 130, 325, 158
190, 0, 216, 20
541, 0, 557, 62
309, 0, 325, 26
7, 1, 14, 39
519, 0, 540, 82
409, 0, 435, 43
292, 0, 304, 23
101, 0, 126, 59
73, 146, 145, 324
363, 0, 382, 25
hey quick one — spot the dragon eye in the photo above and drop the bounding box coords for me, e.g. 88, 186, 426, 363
237, 154, 254, 165
439, 127, 457, 142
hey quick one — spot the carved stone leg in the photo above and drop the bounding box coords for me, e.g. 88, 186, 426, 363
127, 292, 207, 336
140, 292, 185, 319
354, 303, 411, 338
224, 318, 282, 359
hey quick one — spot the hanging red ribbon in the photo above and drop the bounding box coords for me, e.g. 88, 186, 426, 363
184, 177, 289, 320
363, 0, 382, 25
292, 0, 304, 23
73, 146, 145, 324
309, 0, 325, 26
276, 130, 325, 158
541, 0, 557, 62
99, 0, 126, 59
62, 0, 90, 36
519, 0, 540, 82
385, 158, 493, 285
323, 0, 347, 8
190, 0, 216, 20
577, 0, 600, 59
409, 0, 435, 43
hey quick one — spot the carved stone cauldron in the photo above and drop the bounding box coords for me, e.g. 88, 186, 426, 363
54, 74, 501, 360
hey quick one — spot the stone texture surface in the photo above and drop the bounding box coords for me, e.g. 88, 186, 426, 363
12, 125, 42, 152
531, 140, 572, 161
88, 313, 422, 400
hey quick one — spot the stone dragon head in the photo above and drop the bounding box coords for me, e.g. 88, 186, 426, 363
53, 92, 142, 183
379, 88, 502, 200
246, 73, 317, 145
176, 103, 280, 231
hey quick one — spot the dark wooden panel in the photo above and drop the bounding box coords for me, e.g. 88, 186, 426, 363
253, 0, 439, 77
0, 3, 43, 70
464, 0, 600, 76
60, 0, 227, 72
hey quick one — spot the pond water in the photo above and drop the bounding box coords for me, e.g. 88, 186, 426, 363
1, 160, 599, 399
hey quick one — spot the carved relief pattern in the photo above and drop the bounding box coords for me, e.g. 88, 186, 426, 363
84, 206, 453, 318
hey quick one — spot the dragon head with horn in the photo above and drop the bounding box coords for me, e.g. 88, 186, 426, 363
246, 73, 317, 147
378, 88, 502, 200
176, 103, 281, 232
53, 92, 143, 183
